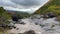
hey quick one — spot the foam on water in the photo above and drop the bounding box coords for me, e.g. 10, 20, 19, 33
9, 15, 60, 34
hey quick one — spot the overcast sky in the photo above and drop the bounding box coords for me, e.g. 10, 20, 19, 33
0, 0, 49, 14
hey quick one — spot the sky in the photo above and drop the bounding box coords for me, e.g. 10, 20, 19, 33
0, 0, 49, 14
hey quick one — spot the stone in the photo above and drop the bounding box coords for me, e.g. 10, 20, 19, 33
11, 15, 19, 21
43, 12, 56, 18
23, 30, 36, 34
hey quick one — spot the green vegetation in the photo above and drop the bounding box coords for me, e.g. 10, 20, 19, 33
0, 7, 11, 32
43, 5, 60, 15
0, 7, 11, 24
0, 7, 31, 33
34, 0, 60, 21
35, 0, 60, 15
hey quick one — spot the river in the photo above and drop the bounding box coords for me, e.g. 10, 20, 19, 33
9, 14, 60, 34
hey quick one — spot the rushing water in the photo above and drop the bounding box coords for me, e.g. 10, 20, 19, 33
9, 15, 60, 34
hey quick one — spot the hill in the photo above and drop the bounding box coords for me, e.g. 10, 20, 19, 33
34, 0, 60, 15
0, 7, 11, 24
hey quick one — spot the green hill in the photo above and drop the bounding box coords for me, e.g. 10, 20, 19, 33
34, 0, 60, 15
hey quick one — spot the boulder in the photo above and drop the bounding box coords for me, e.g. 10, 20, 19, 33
43, 12, 56, 18
47, 12, 56, 18
23, 30, 36, 34
11, 15, 19, 21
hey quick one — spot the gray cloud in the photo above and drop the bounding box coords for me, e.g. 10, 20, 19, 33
11, 0, 41, 7
0, 0, 49, 14
0, 0, 47, 8
0, 0, 15, 7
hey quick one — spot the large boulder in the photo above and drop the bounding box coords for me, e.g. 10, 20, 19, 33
11, 15, 19, 21
47, 12, 56, 18
43, 12, 56, 18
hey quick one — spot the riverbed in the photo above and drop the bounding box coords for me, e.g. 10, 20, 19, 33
9, 14, 60, 34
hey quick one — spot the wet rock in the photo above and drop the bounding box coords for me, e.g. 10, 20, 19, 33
23, 30, 36, 34
30, 14, 41, 19
35, 23, 38, 25
55, 16, 60, 22
19, 22, 26, 25
11, 30, 36, 34
43, 12, 56, 18
47, 12, 56, 18
11, 15, 19, 22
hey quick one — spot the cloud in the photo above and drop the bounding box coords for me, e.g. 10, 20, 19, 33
11, 0, 41, 7
0, 0, 41, 9
0, 0, 13, 6
0, 0, 49, 14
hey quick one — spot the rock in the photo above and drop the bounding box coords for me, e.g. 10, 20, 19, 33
23, 30, 36, 34
47, 12, 56, 18
55, 16, 60, 22
43, 12, 56, 18
30, 14, 41, 19
11, 15, 19, 21
19, 22, 26, 25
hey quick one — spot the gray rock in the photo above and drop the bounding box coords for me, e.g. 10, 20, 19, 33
43, 12, 56, 18
23, 30, 36, 34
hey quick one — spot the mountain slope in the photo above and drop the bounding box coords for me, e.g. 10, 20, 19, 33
34, 0, 60, 14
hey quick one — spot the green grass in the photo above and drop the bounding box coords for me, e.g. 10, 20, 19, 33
49, 0, 60, 6
35, 0, 60, 14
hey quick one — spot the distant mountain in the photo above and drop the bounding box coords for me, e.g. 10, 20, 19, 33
5, 9, 31, 18
5, 10, 30, 14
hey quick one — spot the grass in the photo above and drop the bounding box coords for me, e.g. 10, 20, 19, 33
35, 0, 60, 14
34, 0, 60, 21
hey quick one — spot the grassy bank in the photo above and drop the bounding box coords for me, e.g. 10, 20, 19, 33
35, 0, 60, 14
